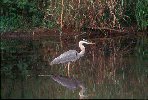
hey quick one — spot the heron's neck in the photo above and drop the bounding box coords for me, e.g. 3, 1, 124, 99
79, 43, 85, 56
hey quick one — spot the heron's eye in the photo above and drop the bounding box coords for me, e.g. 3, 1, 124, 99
82, 39, 88, 42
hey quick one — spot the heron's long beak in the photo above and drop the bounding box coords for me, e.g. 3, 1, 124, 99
87, 42, 95, 44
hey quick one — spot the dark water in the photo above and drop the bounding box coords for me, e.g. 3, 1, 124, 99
1, 34, 148, 99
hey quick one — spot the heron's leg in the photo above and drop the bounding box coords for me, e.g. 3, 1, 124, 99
67, 62, 70, 76
64, 64, 67, 69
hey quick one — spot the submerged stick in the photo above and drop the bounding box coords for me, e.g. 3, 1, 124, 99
27, 75, 52, 77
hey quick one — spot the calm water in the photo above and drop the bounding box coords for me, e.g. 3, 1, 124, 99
1, 34, 148, 99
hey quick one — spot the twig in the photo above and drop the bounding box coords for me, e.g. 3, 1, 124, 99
27, 75, 52, 77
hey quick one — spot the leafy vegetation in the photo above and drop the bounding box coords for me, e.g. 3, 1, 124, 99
1, 0, 147, 32
135, 0, 148, 30
1, 0, 54, 32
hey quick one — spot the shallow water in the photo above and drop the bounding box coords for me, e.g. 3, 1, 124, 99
1, 34, 148, 99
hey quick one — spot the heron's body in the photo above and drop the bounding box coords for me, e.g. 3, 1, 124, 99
50, 50, 82, 65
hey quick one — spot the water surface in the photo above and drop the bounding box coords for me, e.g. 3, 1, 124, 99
1, 33, 148, 99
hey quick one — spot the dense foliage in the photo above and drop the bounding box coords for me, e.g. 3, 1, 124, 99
1, 0, 148, 32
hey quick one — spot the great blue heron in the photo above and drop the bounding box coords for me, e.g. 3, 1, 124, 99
50, 74, 87, 98
50, 39, 95, 76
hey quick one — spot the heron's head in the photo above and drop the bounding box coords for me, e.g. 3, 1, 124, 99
79, 39, 95, 45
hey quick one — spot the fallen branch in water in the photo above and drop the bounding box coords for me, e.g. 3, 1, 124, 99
27, 74, 52, 77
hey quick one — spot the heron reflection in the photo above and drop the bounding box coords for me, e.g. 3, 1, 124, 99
50, 39, 95, 76
50, 74, 88, 98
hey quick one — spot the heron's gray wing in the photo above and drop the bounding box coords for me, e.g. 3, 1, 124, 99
50, 50, 79, 65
